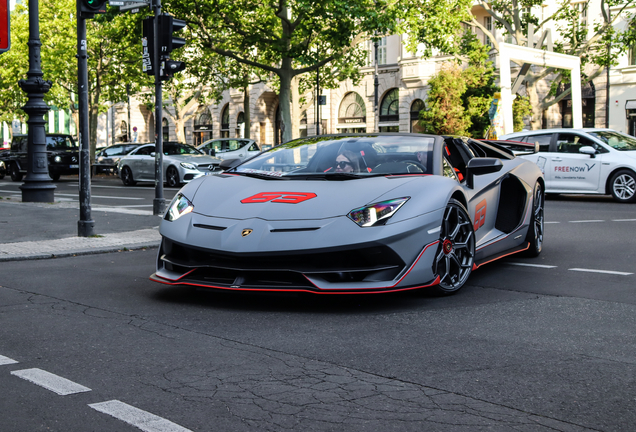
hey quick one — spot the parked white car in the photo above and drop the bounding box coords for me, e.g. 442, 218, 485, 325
118, 143, 222, 187
197, 138, 260, 161
501, 128, 636, 203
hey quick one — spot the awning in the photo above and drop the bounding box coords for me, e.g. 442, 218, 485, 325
625, 100, 636, 110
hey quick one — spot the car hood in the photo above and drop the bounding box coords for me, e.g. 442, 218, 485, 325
189, 174, 435, 220
167, 154, 221, 164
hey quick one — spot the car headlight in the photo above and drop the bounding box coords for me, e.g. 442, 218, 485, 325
347, 197, 410, 227
165, 193, 194, 221
180, 162, 197, 170
54, 156, 62, 163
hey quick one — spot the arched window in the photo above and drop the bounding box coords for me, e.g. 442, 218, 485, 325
193, 107, 212, 146
236, 112, 245, 138
410, 99, 426, 133
119, 120, 128, 142
558, 82, 595, 128
162, 118, 169, 141
380, 88, 399, 122
220, 105, 230, 138
338, 92, 366, 123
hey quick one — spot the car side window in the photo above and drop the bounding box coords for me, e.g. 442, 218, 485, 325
525, 134, 552, 152
13, 137, 27, 153
227, 140, 240, 151
556, 134, 598, 154
248, 143, 259, 151
135, 146, 154, 156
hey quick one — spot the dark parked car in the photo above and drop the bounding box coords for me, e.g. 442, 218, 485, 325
0, 149, 9, 180
8, 134, 79, 181
94, 142, 145, 174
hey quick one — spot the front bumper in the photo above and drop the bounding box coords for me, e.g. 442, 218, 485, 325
150, 209, 444, 294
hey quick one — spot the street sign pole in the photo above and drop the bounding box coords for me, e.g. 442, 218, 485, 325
152, 0, 165, 216
77, 0, 95, 236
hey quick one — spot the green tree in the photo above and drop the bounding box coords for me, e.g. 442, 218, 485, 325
419, 64, 470, 135
0, 1, 150, 159
164, 0, 400, 143
464, 0, 636, 129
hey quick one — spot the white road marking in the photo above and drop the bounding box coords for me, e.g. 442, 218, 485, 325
569, 268, 633, 276
0, 355, 18, 365
507, 262, 557, 268
612, 219, 636, 222
545, 221, 560, 224
11, 368, 91, 395
89, 400, 192, 432
569, 220, 605, 223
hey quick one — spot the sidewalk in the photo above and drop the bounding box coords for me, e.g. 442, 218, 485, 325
0, 199, 162, 262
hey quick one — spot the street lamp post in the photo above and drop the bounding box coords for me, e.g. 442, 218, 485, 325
374, 39, 379, 133
18, 0, 55, 202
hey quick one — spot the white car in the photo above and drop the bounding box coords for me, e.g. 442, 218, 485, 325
501, 128, 636, 203
118, 143, 221, 187
197, 138, 260, 161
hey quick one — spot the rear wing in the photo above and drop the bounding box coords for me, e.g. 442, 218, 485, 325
479, 139, 538, 156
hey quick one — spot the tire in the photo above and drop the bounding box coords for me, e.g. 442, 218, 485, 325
431, 199, 476, 295
10, 163, 22, 182
523, 182, 544, 257
121, 166, 136, 186
50, 173, 61, 181
609, 169, 636, 203
166, 166, 180, 188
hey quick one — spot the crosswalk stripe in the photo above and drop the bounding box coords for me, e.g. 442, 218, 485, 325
89, 400, 192, 432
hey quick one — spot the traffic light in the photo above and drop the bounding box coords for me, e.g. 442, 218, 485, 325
142, 17, 155, 76
157, 14, 186, 80
79, 0, 107, 17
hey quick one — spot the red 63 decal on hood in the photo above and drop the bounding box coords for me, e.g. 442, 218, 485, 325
241, 192, 318, 204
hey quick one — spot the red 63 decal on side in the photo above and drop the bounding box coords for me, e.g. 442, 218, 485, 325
241, 192, 317, 204
474, 199, 487, 231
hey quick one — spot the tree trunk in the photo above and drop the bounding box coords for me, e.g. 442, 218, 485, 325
243, 83, 251, 140
278, 58, 293, 143
290, 75, 300, 140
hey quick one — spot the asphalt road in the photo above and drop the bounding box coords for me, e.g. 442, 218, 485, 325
0, 181, 635, 431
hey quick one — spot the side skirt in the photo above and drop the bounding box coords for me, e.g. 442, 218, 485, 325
472, 242, 530, 270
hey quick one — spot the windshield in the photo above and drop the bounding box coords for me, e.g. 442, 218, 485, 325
164, 144, 203, 155
46, 136, 77, 151
233, 135, 435, 178
588, 131, 636, 151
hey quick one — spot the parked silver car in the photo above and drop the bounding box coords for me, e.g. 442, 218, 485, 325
94, 142, 146, 174
118, 142, 222, 187
197, 138, 260, 161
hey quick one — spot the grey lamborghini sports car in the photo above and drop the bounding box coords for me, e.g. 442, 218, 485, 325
150, 134, 544, 295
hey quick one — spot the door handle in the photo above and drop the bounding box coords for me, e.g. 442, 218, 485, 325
551, 158, 562, 162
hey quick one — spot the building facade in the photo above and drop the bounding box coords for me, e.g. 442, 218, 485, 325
100, 2, 636, 150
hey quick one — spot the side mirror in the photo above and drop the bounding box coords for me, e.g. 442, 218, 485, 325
219, 158, 241, 171
579, 146, 596, 158
465, 158, 503, 189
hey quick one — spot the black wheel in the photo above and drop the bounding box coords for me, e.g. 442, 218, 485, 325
166, 166, 180, 188
50, 173, 61, 181
432, 199, 475, 295
121, 166, 136, 186
10, 163, 22, 182
523, 182, 544, 257
609, 169, 636, 203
